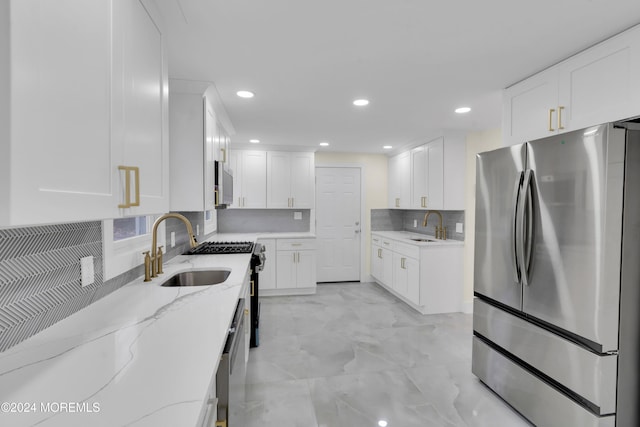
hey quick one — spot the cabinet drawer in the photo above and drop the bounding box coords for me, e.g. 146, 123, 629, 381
393, 241, 420, 259
276, 238, 316, 251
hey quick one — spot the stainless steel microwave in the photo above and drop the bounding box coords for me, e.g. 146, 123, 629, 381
214, 160, 233, 208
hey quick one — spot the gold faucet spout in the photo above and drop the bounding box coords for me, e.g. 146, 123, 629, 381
422, 210, 445, 239
147, 213, 198, 280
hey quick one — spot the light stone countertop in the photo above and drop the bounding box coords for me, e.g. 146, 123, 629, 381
0, 252, 253, 427
372, 230, 464, 246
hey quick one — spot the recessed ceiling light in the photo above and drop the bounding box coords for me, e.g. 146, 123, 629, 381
378, 421, 388, 427
319, 142, 330, 147
383, 145, 393, 150
237, 90, 255, 98
249, 139, 260, 143
353, 99, 369, 106
455, 106, 471, 114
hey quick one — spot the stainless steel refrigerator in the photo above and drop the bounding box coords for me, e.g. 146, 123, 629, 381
472, 121, 640, 427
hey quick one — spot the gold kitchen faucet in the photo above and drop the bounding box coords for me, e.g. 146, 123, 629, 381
422, 210, 447, 240
143, 213, 198, 282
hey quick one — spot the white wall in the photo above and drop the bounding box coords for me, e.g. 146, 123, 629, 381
314, 152, 388, 280
463, 128, 502, 312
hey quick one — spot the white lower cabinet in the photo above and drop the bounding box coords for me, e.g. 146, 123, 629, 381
263, 238, 316, 295
371, 237, 392, 286
392, 252, 419, 303
371, 232, 463, 314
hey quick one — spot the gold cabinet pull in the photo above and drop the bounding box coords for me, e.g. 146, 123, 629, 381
250, 280, 255, 296
558, 106, 565, 130
548, 109, 556, 132
215, 421, 227, 427
118, 166, 140, 208
378, 248, 382, 258
221, 147, 226, 162
395, 198, 400, 208
215, 190, 219, 207
401, 257, 406, 269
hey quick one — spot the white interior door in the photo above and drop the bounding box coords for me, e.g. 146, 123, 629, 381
316, 167, 361, 282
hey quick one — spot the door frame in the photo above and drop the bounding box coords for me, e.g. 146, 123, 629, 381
315, 163, 366, 282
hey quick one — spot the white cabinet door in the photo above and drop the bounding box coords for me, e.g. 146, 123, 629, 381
2, 0, 168, 226
276, 251, 297, 289
290, 152, 315, 208
371, 244, 383, 281
296, 250, 317, 288
266, 151, 315, 208
410, 139, 444, 210
388, 151, 410, 208
426, 138, 444, 209
392, 253, 408, 298
558, 26, 640, 132
242, 151, 267, 208
228, 149, 242, 208
115, 0, 168, 216
502, 67, 559, 146
276, 251, 317, 289
258, 239, 276, 290
204, 98, 217, 212
168, 81, 219, 234
6, 0, 116, 225
410, 146, 427, 209
267, 152, 291, 208
405, 256, 420, 305
392, 253, 420, 306
381, 247, 393, 286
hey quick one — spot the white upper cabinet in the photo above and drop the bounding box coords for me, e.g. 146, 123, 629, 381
169, 79, 228, 221
229, 150, 267, 208
390, 134, 464, 211
410, 138, 444, 209
388, 151, 411, 208
0, 0, 168, 226
289, 152, 315, 208
2, 0, 116, 225
113, 0, 169, 217
503, 24, 640, 146
266, 151, 314, 208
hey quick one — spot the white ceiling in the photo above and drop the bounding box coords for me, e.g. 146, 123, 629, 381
153, 0, 640, 153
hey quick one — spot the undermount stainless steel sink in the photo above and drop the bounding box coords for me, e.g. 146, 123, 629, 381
411, 238, 436, 242
161, 270, 231, 287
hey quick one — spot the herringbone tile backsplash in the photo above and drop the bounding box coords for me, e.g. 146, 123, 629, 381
0, 222, 104, 352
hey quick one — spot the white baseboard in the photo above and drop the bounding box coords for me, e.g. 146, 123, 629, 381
261, 287, 317, 297
461, 299, 474, 313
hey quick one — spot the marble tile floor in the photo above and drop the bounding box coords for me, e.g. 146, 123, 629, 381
244, 282, 532, 427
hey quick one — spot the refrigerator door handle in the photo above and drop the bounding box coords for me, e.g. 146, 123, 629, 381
512, 172, 524, 284
518, 169, 533, 286
523, 169, 535, 285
